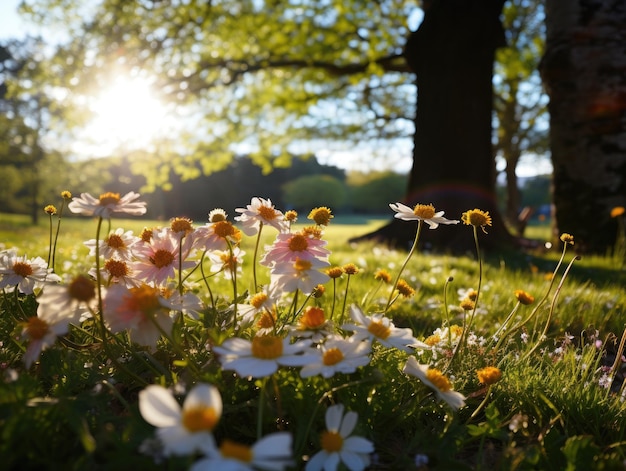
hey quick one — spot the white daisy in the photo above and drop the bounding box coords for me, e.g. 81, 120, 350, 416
305, 404, 374, 471
84, 227, 139, 260
269, 257, 330, 296
402, 356, 466, 410
389, 202, 459, 229
0, 253, 60, 294
36, 274, 97, 323
68, 191, 147, 218
21, 311, 75, 368
234, 197, 289, 235
139, 383, 221, 457
300, 335, 371, 379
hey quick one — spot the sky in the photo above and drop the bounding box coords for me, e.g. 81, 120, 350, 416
0, 1, 552, 177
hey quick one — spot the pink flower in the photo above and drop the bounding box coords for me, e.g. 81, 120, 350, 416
22, 312, 74, 368
261, 231, 330, 267
68, 191, 147, 218
84, 228, 139, 260
270, 257, 330, 295
103, 283, 173, 348
0, 252, 60, 294
234, 197, 289, 235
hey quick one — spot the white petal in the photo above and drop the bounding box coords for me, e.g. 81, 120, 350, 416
339, 410, 358, 437
339, 449, 370, 471
304, 450, 328, 471
343, 436, 375, 454
184, 383, 223, 417
325, 404, 345, 432
139, 385, 181, 427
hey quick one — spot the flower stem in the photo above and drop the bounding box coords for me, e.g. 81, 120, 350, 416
385, 220, 422, 313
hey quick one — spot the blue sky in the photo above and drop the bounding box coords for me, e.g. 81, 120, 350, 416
0, 0, 32, 40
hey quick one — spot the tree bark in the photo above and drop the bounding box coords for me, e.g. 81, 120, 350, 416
541, 0, 626, 253
353, 0, 512, 253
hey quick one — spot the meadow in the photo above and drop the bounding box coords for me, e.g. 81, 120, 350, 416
0, 195, 625, 471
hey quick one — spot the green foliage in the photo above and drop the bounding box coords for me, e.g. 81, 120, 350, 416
282, 174, 348, 210
348, 170, 407, 213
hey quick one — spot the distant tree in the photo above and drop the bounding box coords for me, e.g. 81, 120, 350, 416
348, 171, 407, 213
541, 0, 626, 253
283, 175, 347, 212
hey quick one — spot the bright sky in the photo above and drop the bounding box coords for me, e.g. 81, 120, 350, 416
0, 1, 33, 40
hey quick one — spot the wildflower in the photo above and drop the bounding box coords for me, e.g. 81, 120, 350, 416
208, 247, 245, 280
270, 257, 331, 296
91, 259, 137, 287
560, 233, 574, 245
61, 190, 72, 199
389, 202, 459, 229
255, 310, 278, 334
21, 311, 74, 367
139, 383, 221, 457
284, 210, 298, 223
261, 231, 330, 266
403, 357, 466, 410
103, 283, 173, 348
84, 228, 139, 261
36, 274, 97, 322
0, 253, 60, 294
342, 263, 359, 276
234, 197, 289, 235
300, 335, 371, 378
44, 205, 57, 215
301, 225, 323, 239
374, 269, 391, 283
133, 228, 195, 286
170, 217, 194, 237
610, 206, 625, 218
462, 208, 492, 233
190, 433, 293, 471
140, 227, 154, 243
476, 366, 502, 386
514, 290, 534, 305
308, 207, 333, 226
196, 220, 242, 251
213, 335, 317, 378
208, 208, 228, 222
344, 305, 427, 352
305, 404, 374, 471
326, 266, 344, 279
312, 284, 326, 298
460, 298, 475, 311
290, 306, 333, 342
396, 279, 415, 298
68, 191, 147, 218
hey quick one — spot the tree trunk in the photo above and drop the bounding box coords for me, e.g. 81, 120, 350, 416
541, 0, 626, 253
352, 0, 513, 252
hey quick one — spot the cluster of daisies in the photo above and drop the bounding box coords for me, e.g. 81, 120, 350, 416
1, 191, 501, 470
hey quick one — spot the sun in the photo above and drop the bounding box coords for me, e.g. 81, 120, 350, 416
78, 75, 170, 157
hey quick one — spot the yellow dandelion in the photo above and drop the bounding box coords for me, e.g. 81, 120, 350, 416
514, 290, 534, 305
326, 266, 344, 279
44, 205, 57, 215
460, 298, 475, 311
284, 210, 298, 223
308, 207, 333, 226
342, 263, 359, 275
312, 284, 326, 298
374, 269, 392, 283
396, 279, 415, 298
61, 190, 72, 199
462, 208, 492, 233
560, 233, 574, 245
476, 366, 502, 386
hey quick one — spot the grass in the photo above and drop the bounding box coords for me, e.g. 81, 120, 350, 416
1, 207, 625, 470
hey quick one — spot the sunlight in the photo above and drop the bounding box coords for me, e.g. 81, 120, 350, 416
79, 75, 170, 157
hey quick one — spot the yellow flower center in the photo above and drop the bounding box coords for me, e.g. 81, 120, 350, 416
68, 275, 96, 302
460, 299, 475, 311
99, 192, 121, 206
258, 205, 278, 221
170, 217, 193, 234
104, 259, 129, 278
323, 348, 344, 366
326, 267, 344, 279
476, 366, 502, 386
288, 234, 309, 252
220, 253, 237, 271
251, 335, 284, 359
12, 261, 33, 277
396, 279, 415, 297
44, 205, 57, 215
301, 226, 323, 239
320, 430, 343, 452
150, 249, 175, 268
127, 285, 161, 314
413, 204, 436, 219
374, 269, 391, 283
140, 228, 153, 243
342, 263, 358, 275
299, 307, 326, 330
462, 209, 492, 227
25, 316, 50, 340
514, 290, 535, 305
106, 234, 125, 249
294, 258, 312, 272
426, 368, 452, 392
181, 406, 219, 433
308, 207, 333, 226
220, 439, 253, 462
367, 320, 391, 340
450, 325, 464, 338
213, 220, 237, 239
256, 311, 277, 330
250, 292, 269, 309
425, 334, 441, 346
284, 210, 298, 222
208, 209, 227, 222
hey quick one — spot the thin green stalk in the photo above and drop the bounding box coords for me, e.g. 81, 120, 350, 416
329, 278, 337, 321
251, 222, 264, 292
46, 212, 54, 268
339, 274, 352, 325
385, 220, 422, 313
51, 198, 67, 273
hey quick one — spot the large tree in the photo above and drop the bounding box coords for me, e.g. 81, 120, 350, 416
541, 0, 626, 253
19, 0, 513, 249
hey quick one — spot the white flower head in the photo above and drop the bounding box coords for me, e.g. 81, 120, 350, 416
190, 432, 293, 471
0, 253, 60, 294
305, 404, 374, 471
234, 197, 289, 235
389, 202, 459, 229
139, 383, 221, 457
36, 274, 97, 323
269, 257, 330, 296
21, 311, 74, 368
403, 356, 466, 410
84, 227, 139, 260
68, 191, 147, 218
213, 335, 317, 378
300, 335, 371, 379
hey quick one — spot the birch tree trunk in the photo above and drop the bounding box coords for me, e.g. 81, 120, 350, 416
541, 0, 626, 253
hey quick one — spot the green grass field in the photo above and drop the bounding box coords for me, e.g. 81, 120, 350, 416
1, 209, 625, 470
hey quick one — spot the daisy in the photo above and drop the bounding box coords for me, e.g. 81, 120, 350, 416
0, 253, 60, 294
90, 258, 138, 287
133, 228, 196, 286
213, 335, 317, 378
305, 404, 374, 471
235, 289, 280, 328
288, 306, 334, 342
389, 202, 459, 229
208, 247, 245, 280
36, 274, 97, 322
269, 257, 330, 296
21, 310, 75, 367
139, 383, 221, 457
84, 228, 139, 261
234, 197, 289, 235
68, 191, 147, 218
161, 288, 206, 320
260, 231, 330, 267
344, 305, 428, 352
300, 335, 371, 378
195, 220, 242, 252
402, 356, 466, 410
103, 283, 174, 348
190, 432, 293, 471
